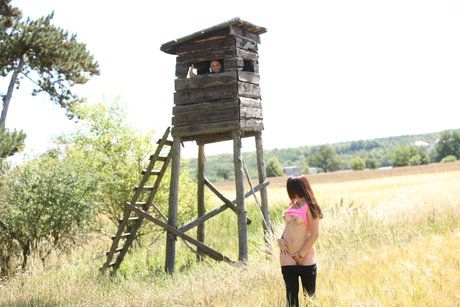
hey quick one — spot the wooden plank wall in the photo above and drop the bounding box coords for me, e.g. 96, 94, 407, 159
172, 26, 264, 142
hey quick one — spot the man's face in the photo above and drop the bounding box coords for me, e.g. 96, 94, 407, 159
210, 60, 222, 73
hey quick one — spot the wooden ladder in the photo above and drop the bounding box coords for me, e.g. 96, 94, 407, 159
100, 127, 173, 275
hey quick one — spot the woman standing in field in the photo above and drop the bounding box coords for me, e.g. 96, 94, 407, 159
277, 175, 323, 306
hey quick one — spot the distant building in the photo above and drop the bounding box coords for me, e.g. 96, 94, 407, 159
283, 166, 302, 176
283, 166, 318, 175
413, 140, 430, 147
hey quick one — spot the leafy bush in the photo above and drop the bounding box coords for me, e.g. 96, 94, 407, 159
266, 157, 283, 177
365, 158, 379, 169
392, 146, 425, 167
436, 131, 460, 161
0, 155, 98, 272
350, 157, 365, 170
440, 155, 457, 163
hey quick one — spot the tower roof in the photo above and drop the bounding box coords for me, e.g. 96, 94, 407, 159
161, 17, 267, 55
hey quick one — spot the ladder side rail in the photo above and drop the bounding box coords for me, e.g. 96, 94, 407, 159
129, 128, 171, 205
141, 150, 173, 218
101, 206, 132, 273
102, 128, 171, 273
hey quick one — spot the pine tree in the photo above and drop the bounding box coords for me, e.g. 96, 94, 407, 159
0, 127, 25, 158
0, 6, 99, 128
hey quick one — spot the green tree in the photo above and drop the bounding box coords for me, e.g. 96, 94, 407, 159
365, 158, 379, 169
0, 0, 22, 28
1, 10, 99, 128
0, 154, 98, 270
59, 101, 155, 226
350, 156, 365, 170
216, 166, 231, 181
440, 155, 457, 163
266, 157, 283, 177
0, 127, 25, 158
309, 145, 340, 173
302, 161, 311, 174
60, 101, 198, 228
435, 131, 460, 161
392, 146, 422, 167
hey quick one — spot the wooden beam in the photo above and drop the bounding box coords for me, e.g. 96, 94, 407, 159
127, 204, 234, 263
230, 25, 261, 44
175, 72, 238, 91
172, 105, 239, 126
179, 203, 230, 233
173, 98, 238, 115
204, 177, 243, 216
174, 84, 238, 105
237, 71, 260, 85
233, 130, 248, 262
165, 137, 181, 274
255, 132, 273, 250
179, 179, 269, 233
172, 120, 238, 137
197, 144, 206, 261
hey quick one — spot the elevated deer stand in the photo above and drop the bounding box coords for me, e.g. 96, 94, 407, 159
101, 18, 272, 275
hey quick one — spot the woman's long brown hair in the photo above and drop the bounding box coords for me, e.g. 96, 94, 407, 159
286, 175, 323, 219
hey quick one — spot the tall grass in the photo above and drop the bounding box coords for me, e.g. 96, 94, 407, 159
1, 169, 459, 306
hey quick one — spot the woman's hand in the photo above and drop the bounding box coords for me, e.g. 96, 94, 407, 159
292, 253, 304, 265
277, 238, 289, 255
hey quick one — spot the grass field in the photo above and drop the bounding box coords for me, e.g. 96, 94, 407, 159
1, 162, 459, 306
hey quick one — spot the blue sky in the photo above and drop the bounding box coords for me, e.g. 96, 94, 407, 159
3, 0, 460, 158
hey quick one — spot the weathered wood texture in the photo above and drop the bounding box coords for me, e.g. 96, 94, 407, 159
197, 144, 205, 261
161, 18, 265, 54
165, 137, 181, 274
174, 84, 237, 105
176, 36, 257, 55
174, 80, 260, 105
185, 130, 259, 144
176, 47, 258, 65
128, 204, 234, 263
171, 92, 263, 141
175, 72, 238, 91
233, 131, 248, 262
230, 25, 261, 43
255, 132, 273, 249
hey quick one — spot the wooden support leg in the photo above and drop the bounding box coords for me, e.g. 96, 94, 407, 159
233, 131, 248, 263
197, 143, 206, 261
165, 137, 181, 274
255, 132, 273, 250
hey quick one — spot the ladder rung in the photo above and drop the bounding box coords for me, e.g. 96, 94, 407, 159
112, 232, 130, 240
156, 156, 168, 162
158, 139, 173, 146
108, 262, 117, 267
106, 248, 123, 255
134, 186, 154, 191
118, 216, 139, 224
126, 202, 146, 206
141, 170, 161, 175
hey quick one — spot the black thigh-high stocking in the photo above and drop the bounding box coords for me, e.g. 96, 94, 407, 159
282, 264, 317, 306
299, 264, 317, 297
281, 265, 300, 307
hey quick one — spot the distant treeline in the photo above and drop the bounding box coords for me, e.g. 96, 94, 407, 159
185, 129, 460, 181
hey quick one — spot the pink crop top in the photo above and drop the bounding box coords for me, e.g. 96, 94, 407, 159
283, 202, 309, 229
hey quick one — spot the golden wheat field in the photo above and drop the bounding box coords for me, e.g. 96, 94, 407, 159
1, 162, 459, 306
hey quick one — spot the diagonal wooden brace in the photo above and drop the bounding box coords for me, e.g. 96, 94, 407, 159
179, 179, 269, 233
127, 204, 235, 263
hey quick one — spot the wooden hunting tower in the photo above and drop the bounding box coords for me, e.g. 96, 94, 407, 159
101, 18, 272, 276
161, 18, 266, 143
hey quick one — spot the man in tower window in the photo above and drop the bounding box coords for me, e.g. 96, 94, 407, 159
188, 59, 222, 78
